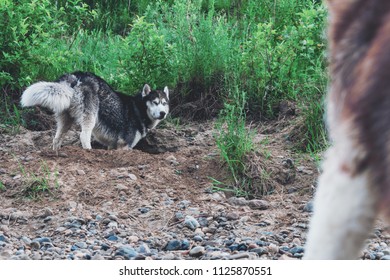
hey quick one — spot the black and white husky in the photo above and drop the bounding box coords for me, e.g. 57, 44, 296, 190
21, 71, 170, 150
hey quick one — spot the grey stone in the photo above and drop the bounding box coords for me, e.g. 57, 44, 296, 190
189, 246, 205, 258
116, 246, 138, 259
184, 216, 200, 230
303, 201, 314, 212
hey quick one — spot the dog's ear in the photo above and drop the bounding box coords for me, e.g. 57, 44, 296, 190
142, 84, 151, 97
164, 86, 169, 100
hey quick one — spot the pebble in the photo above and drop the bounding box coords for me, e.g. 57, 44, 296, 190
248, 199, 270, 210
21, 236, 32, 245
164, 239, 190, 251
0, 235, 7, 242
116, 246, 138, 259
289, 246, 304, 254
303, 201, 314, 212
228, 197, 248, 206
268, 243, 279, 254
106, 235, 119, 242
165, 240, 182, 251
189, 246, 205, 258
184, 216, 200, 230
139, 207, 151, 214
250, 247, 268, 256
74, 242, 88, 249
193, 235, 203, 242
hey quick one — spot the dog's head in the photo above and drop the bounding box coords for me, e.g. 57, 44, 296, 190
142, 84, 170, 123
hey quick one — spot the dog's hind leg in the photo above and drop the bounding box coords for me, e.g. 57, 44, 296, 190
79, 113, 97, 150
304, 125, 378, 259
53, 112, 73, 150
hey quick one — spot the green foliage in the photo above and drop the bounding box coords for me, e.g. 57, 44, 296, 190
239, 2, 327, 119
215, 86, 254, 191
119, 16, 177, 92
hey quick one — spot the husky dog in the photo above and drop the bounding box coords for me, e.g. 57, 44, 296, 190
21, 71, 170, 150
304, 0, 390, 259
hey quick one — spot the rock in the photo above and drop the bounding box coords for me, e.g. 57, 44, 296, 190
226, 212, 240, 221
297, 166, 313, 175
164, 239, 190, 251
303, 201, 314, 212
184, 216, 200, 230
128, 173, 137, 181
228, 197, 248, 206
178, 200, 191, 210
292, 238, 302, 246
139, 207, 151, 214
193, 235, 203, 242
74, 242, 88, 249
33, 237, 52, 244
175, 212, 184, 220
189, 246, 205, 258
0, 235, 7, 242
21, 236, 32, 245
76, 169, 86, 175
380, 255, 390, 260
248, 199, 269, 210
250, 247, 268, 256
198, 217, 209, 227
211, 192, 226, 201
229, 252, 258, 260
128, 236, 139, 243
30, 241, 40, 250
39, 208, 54, 218
9, 210, 28, 221
106, 235, 119, 242
138, 243, 151, 255
165, 240, 182, 251
228, 243, 248, 251
116, 246, 138, 259
268, 243, 279, 254
289, 246, 304, 254
116, 184, 129, 191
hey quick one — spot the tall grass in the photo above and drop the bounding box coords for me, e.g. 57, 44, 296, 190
216, 86, 253, 185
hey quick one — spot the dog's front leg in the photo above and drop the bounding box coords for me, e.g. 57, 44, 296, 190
304, 133, 378, 259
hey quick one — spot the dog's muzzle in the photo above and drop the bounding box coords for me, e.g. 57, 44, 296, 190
158, 112, 166, 120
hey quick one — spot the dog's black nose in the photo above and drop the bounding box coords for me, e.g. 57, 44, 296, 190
159, 112, 166, 119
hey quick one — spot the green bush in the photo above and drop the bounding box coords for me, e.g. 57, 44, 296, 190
119, 16, 178, 93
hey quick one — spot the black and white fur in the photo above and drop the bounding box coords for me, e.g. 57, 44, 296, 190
21, 71, 170, 150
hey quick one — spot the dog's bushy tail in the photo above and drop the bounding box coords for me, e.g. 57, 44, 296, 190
21, 81, 74, 114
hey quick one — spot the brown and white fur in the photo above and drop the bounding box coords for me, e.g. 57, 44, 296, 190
304, 0, 390, 259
